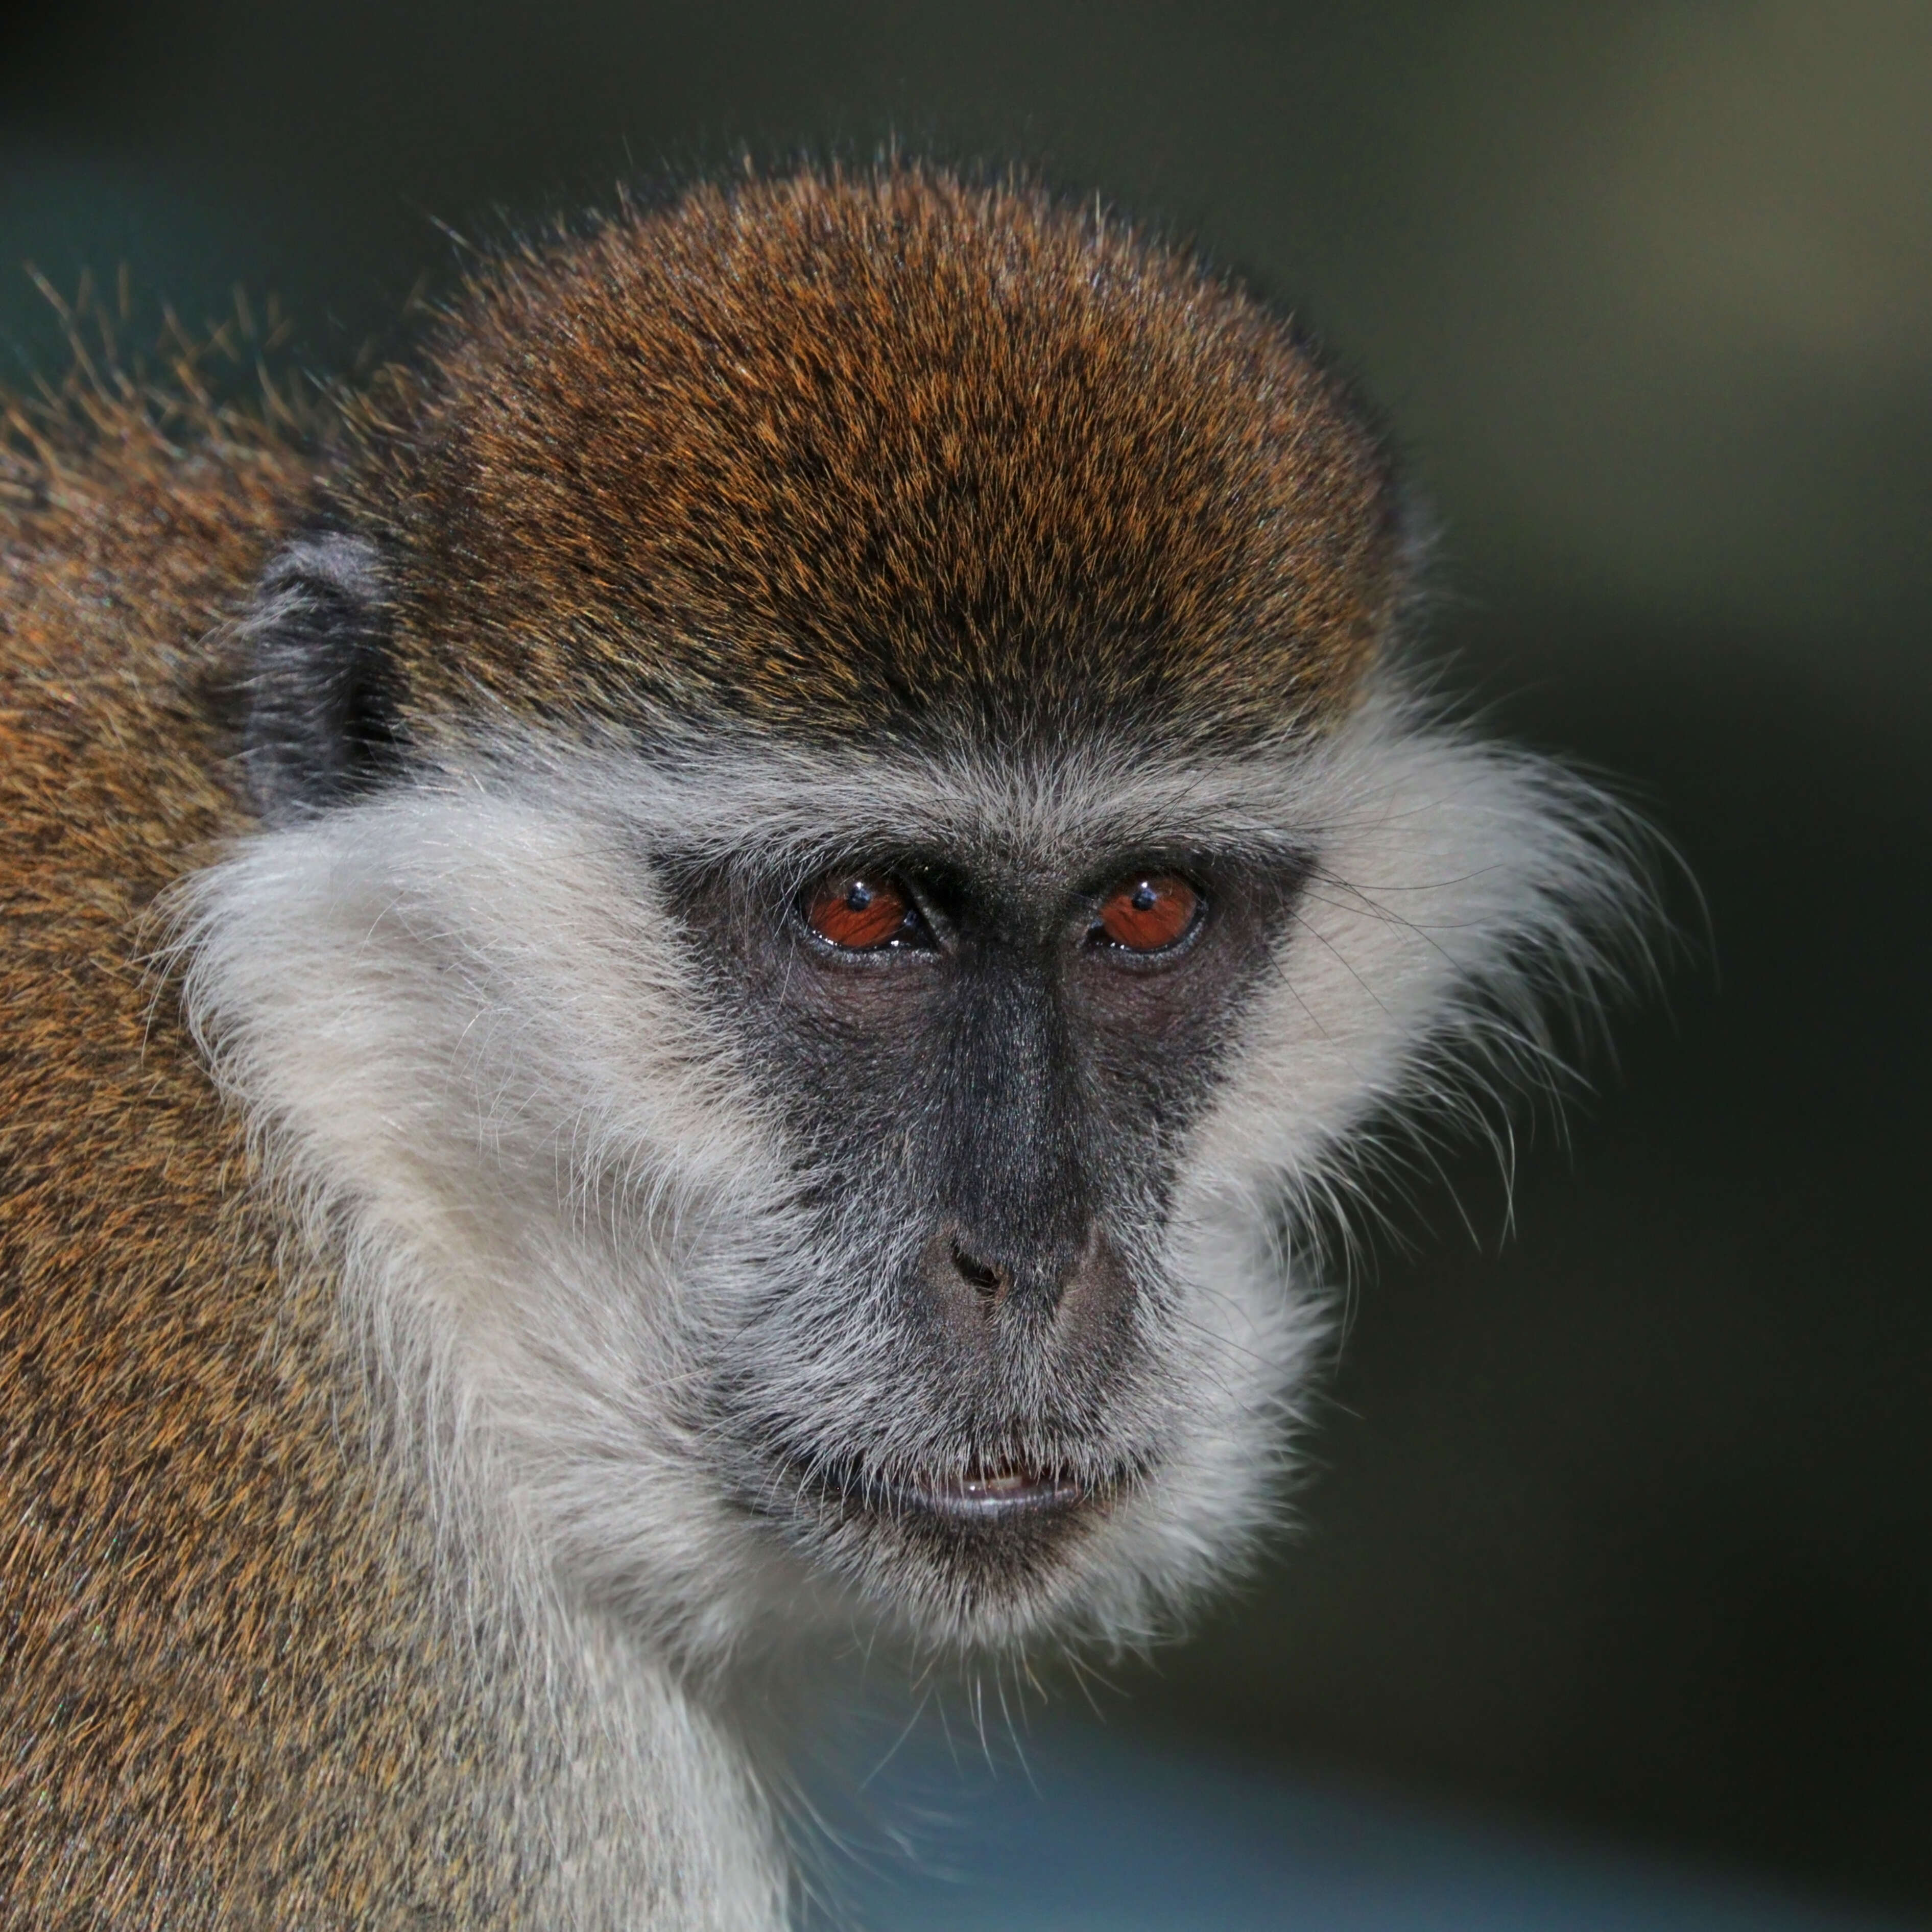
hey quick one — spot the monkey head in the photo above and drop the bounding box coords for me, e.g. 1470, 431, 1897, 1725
182, 169, 1635, 1664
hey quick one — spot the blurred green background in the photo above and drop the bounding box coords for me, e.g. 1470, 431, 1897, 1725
5, 2, 1929, 1919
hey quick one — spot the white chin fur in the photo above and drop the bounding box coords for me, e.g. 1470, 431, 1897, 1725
171, 680, 1647, 1671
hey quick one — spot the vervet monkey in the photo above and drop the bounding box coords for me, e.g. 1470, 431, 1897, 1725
0, 166, 1641, 1927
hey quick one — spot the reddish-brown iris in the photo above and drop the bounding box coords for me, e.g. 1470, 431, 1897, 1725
1094, 874, 1200, 953
805, 874, 915, 949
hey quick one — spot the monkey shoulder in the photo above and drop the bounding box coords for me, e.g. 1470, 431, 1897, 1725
0, 408, 516, 1928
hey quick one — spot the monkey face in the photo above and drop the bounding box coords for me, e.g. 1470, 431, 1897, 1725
664, 823, 1312, 1642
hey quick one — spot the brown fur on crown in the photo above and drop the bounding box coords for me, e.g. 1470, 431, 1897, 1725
344, 164, 1399, 754
0, 389, 541, 1925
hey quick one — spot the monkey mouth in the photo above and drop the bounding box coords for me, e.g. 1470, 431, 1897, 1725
899, 1460, 1086, 1521
808, 1453, 1128, 1526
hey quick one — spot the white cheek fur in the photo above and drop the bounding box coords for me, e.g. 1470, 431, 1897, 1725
168, 682, 1648, 1921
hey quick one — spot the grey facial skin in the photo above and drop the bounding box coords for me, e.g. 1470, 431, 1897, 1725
667, 837, 1311, 1604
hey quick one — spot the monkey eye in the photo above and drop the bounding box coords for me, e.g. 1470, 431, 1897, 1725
1090, 873, 1203, 955
801, 873, 933, 952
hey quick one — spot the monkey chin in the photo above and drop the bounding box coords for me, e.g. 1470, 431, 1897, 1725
740, 1437, 1186, 1654
726, 1398, 1236, 1654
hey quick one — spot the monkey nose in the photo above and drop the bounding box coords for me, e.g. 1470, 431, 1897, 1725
946, 1234, 1010, 1300
922, 1220, 1131, 1333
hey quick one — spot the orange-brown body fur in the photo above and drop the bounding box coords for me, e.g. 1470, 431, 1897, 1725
0, 405, 528, 1924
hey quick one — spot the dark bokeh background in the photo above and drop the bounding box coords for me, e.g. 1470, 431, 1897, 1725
5, 2, 1928, 1918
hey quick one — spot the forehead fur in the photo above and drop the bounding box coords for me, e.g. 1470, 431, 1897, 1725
350, 165, 1400, 752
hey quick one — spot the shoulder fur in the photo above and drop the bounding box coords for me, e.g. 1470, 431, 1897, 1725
0, 386, 463, 1923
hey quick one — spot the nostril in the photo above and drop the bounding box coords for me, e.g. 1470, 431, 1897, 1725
950, 1238, 1006, 1298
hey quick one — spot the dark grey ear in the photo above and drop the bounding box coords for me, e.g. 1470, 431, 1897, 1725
241, 532, 403, 820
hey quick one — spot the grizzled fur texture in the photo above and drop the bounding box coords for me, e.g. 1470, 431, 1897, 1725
0, 167, 1644, 1927
326, 168, 1397, 758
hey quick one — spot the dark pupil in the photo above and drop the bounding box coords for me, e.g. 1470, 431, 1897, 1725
1131, 882, 1157, 911
847, 882, 875, 911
